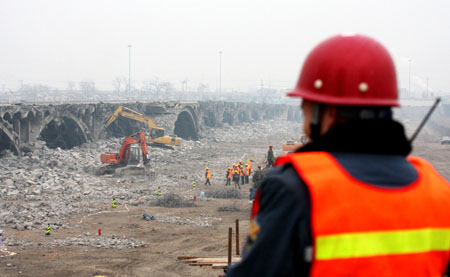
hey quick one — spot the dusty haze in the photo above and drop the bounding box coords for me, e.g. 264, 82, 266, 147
0, 0, 449, 94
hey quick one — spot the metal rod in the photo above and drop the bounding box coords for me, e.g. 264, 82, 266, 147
228, 227, 232, 266
235, 219, 240, 256
128, 45, 132, 93
219, 51, 222, 93
409, 98, 441, 143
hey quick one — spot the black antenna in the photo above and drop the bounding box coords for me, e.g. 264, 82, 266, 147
409, 98, 441, 143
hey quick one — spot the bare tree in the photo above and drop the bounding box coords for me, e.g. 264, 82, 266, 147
78, 80, 96, 94
67, 81, 76, 92
198, 83, 208, 93
142, 79, 156, 93
112, 77, 126, 93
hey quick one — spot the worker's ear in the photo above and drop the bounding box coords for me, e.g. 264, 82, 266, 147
320, 106, 337, 135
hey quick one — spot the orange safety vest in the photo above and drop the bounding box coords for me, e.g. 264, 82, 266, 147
206, 170, 211, 179
245, 167, 249, 176
227, 169, 232, 179
275, 152, 450, 277
240, 167, 244, 176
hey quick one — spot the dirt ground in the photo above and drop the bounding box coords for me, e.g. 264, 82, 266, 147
1, 137, 450, 277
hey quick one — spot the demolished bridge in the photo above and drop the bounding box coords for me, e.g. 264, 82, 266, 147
0, 101, 301, 156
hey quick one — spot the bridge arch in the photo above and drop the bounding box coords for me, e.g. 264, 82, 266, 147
0, 117, 20, 156
174, 105, 198, 140
38, 115, 89, 149
3, 112, 12, 123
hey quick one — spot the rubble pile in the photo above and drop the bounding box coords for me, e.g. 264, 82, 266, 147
42, 236, 144, 249
1, 234, 32, 249
205, 188, 242, 199
0, 119, 298, 232
152, 193, 196, 208
155, 213, 222, 227
202, 119, 302, 143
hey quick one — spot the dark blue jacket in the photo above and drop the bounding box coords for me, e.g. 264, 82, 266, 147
228, 120, 450, 276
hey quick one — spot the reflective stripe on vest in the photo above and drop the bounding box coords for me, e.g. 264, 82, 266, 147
275, 151, 450, 276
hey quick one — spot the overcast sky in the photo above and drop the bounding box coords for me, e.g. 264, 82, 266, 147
1, 0, 449, 94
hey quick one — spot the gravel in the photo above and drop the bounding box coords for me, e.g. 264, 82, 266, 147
205, 188, 243, 199
0, 119, 298, 232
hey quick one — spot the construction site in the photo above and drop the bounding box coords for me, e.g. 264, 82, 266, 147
0, 99, 449, 276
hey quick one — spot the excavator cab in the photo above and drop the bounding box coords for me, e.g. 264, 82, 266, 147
127, 145, 142, 165
149, 128, 165, 139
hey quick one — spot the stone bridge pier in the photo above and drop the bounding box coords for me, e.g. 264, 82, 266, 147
0, 101, 301, 156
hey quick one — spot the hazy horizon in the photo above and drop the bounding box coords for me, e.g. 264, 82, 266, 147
1, 0, 449, 95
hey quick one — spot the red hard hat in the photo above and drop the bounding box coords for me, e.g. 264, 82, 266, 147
288, 34, 399, 107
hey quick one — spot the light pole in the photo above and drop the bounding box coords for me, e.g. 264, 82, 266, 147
128, 45, 132, 93
408, 59, 411, 98
219, 51, 222, 93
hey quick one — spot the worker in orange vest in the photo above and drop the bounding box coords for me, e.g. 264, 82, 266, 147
244, 164, 250, 184
232, 164, 240, 189
239, 165, 245, 186
228, 35, 450, 276
204, 167, 211, 186
247, 159, 253, 175
226, 167, 232, 186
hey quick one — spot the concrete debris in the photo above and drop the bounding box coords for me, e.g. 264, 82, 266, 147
0, 119, 296, 231
2, 236, 32, 248
152, 193, 196, 208
42, 236, 144, 249
205, 188, 243, 199
1, 233, 143, 249
155, 213, 222, 227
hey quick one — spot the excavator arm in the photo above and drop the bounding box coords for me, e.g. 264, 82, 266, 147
103, 105, 182, 147
105, 106, 157, 128
100, 131, 149, 165
104, 106, 124, 129
139, 131, 149, 165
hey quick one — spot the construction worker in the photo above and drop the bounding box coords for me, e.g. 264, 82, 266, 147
205, 167, 211, 186
227, 34, 450, 276
267, 145, 275, 167
239, 165, 245, 186
112, 197, 116, 208
232, 165, 240, 189
247, 159, 253, 175
45, 224, 51, 236
251, 165, 264, 188
192, 180, 197, 188
244, 164, 250, 184
157, 186, 162, 196
226, 167, 232, 186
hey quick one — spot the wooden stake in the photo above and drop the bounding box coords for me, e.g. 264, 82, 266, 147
235, 219, 240, 256
228, 227, 232, 266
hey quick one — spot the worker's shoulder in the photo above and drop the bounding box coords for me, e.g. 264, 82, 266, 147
261, 164, 306, 195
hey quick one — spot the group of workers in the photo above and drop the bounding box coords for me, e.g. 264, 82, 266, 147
201, 160, 257, 189
225, 160, 254, 189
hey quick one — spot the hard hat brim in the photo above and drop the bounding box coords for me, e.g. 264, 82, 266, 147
287, 88, 400, 107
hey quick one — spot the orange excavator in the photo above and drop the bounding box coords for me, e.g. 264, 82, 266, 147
97, 131, 150, 176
